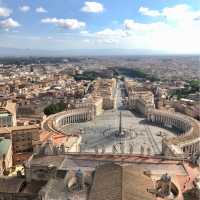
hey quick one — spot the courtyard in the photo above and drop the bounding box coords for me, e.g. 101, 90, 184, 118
61, 80, 176, 155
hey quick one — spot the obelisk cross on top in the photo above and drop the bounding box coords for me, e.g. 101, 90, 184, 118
119, 111, 122, 134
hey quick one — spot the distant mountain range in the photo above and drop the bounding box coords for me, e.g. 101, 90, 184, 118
0, 47, 167, 57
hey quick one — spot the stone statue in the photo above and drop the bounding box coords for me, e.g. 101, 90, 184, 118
141, 145, 144, 154
129, 144, 134, 154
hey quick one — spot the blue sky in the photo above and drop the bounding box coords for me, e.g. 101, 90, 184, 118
0, 0, 199, 53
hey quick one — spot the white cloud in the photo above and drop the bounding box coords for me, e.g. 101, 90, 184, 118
79, 4, 200, 53
0, 18, 20, 30
139, 4, 200, 23
36, 7, 47, 13
42, 18, 86, 30
19, 5, 30, 12
0, 7, 12, 17
80, 28, 128, 41
139, 6, 161, 17
123, 18, 200, 52
162, 4, 200, 23
81, 1, 104, 13
97, 38, 118, 44
96, 28, 127, 38
123, 19, 167, 32
80, 28, 126, 47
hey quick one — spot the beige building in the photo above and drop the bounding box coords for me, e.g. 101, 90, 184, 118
11, 125, 40, 164
0, 125, 40, 165
125, 80, 155, 116
124, 79, 144, 95
89, 97, 103, 116
128, 91, 155, 116
92, 78, 117, 110
173, 99, 200, 120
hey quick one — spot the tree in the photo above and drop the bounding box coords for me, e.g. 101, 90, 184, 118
44, 101, 66, 116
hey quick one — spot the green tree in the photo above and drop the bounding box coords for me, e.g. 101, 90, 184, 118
44, 101, 66, 116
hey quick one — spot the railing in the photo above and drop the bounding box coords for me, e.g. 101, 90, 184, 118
31, 152, 188, 164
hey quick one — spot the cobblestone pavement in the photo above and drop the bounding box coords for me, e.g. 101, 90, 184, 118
61, 80, 175, 155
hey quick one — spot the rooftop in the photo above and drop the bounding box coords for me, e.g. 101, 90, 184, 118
89, 163, 154, 200
24, 153, 200, 200
10, 125, 39, 132
0, 177, 25, 193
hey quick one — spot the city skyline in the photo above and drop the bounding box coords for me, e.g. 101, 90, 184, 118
0, 0, 200, 54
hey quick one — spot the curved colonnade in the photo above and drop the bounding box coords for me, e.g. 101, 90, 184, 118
42, 107, 95, 152
53, 107, 95, 131
147, 110, 200, 156
43, 107, 95, 135
43, 106, 200, 157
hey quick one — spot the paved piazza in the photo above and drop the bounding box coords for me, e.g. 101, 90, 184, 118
61, 80, 178, 155
61, 109, 176, 155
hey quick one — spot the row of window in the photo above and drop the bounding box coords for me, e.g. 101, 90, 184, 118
13, 137, 32, 142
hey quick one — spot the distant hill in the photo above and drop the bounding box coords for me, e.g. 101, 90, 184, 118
0, 47, 58, 57
0, 47, 166, 57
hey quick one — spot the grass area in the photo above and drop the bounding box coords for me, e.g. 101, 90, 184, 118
44, 101, 66, 116
115, 67, 160, 82
74, 71, 100, 81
